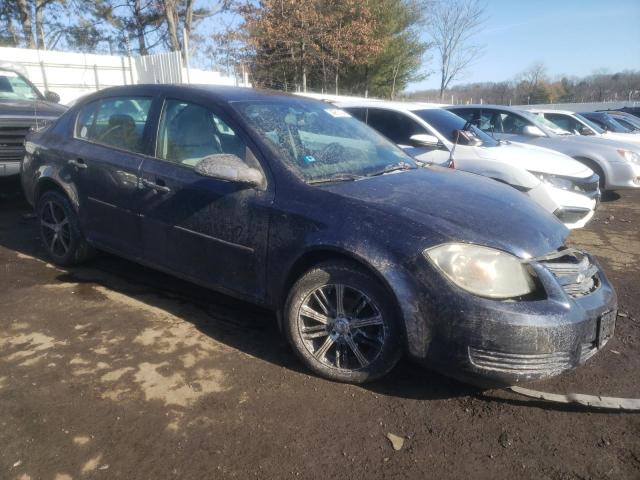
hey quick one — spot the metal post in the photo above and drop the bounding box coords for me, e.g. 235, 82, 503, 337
93, 64, 100, 90
39, 61, 49, 93
182, 27, 191, 84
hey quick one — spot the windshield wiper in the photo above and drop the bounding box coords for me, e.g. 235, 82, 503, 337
308, 174, 364, 185
367, 162, 415, 177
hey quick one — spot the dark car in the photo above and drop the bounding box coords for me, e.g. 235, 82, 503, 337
0, 67, 66, 178
581, 111, 634, 134
21, 85, 617, 387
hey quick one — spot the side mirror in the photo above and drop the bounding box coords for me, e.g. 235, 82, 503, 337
194, 154, 264, 188
523, 125, 545, 137
409, 133, 441, 148
579, 126, 594, 136
44, 90, 60, 103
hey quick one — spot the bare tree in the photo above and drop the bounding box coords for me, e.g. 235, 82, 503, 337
428, 0, 485, 100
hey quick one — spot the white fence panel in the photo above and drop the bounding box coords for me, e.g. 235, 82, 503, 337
0, 47, 246, 105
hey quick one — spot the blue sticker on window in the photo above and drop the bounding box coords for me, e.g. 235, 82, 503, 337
304, 155, 316, 163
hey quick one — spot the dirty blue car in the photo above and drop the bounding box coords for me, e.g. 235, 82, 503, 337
20, 85, 617, 386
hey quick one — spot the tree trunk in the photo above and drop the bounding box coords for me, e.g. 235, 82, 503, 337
182, 0, 194, 63
301, 41, 307, 93
16, 0, 35, 48
35, 0, 45, 49
133, 0, 148, 55
164, 0, 181, 52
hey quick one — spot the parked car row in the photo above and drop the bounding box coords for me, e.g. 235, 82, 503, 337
19, 84, 619, 389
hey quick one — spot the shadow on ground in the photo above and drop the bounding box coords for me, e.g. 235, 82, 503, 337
0, 193, 474, 402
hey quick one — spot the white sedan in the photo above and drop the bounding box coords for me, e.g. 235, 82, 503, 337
333, 99, 599, 229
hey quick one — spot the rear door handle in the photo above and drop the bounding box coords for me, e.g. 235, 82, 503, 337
140, 178, 171, 194
68, 158, 87, 169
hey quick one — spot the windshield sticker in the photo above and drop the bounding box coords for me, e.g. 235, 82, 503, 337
325, 108, 351, 118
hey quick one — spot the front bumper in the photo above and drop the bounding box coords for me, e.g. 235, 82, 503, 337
0, 161, 21, 177
606, 162, 640, 189
408, 251, 617, 388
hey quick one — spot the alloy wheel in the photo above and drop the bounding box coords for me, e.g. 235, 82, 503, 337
40, 200, 71, 257
297, 284, 387, 371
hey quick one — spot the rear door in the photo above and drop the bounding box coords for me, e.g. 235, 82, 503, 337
70, 95, 156, 257
138, 96, 273, 301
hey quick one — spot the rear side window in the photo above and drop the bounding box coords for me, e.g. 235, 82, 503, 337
156, 99, 247, 167
74, 96, 152, 154
343, 107, 367, 122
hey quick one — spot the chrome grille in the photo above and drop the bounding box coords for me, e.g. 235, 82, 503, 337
0, 125, 31, 163
469, 347, 572, 374
536, 248, 599, 298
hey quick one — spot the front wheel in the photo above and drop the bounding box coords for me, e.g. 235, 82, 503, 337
284, 261, 403, 383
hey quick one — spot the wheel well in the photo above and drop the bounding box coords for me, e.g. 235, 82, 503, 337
35, 178, 66, 203
279, 249, 405, 334
573, 156, 605, 186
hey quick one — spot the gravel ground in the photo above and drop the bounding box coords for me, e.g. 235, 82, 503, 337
1, 186, 639, 480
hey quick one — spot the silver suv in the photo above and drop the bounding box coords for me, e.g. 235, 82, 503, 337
447, 104, 640, 190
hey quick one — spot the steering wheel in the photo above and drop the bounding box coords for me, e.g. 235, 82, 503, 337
97, 124, 124, 142
316, 142, 347, 164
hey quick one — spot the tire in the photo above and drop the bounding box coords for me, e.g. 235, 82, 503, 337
284, 261, 403, 383
36, 190, 94, 266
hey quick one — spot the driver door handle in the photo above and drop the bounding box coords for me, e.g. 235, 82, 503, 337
67, 158, 87, 169
140, 178, 171, 194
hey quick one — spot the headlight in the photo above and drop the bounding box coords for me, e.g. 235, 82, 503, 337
617, 149, 640, 164
532, 172, 574, 190
424, 243, 535, 299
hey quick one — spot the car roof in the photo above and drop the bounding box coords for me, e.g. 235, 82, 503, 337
447, 104, 522, 112
80, 84, 321, 104
527, 109, 576, 115
333, 99, 447, 112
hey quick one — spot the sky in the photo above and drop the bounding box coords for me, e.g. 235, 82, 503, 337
407, 0, 640, 92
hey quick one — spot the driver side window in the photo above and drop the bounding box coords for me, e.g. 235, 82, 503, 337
155, 99, 246, 168
493, 111, 530, 134
366, 109, 427, 145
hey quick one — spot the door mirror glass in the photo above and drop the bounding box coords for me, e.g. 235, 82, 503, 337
44, 90, 60, 103
194, 154, 264, 188
523, 125, 545, 137
409, 133, 440, 148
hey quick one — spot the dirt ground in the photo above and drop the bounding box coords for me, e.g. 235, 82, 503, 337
0, 184, 639, 480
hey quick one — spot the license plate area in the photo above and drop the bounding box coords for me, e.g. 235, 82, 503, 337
597, 310, 616, 348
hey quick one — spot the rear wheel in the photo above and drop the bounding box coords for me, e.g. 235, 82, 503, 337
284, 261, 403, 383
37, 190, 93, 266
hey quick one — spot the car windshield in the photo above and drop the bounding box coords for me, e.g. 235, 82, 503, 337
0, 71, 41, 101
520, 110, 571, 135
596, 113, 633, 133
233, 98, 416, 183
611, 114, 640, 131
574, 113, 605, 134
413, 108, 499, 147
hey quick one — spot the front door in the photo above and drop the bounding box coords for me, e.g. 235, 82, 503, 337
71, 95, 155, 257
138, 97, 273, 301
364, 108, 451, 165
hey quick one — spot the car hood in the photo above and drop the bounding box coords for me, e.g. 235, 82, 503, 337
0, 98, 67, 118
319, 167, 568, 259
601, 131, 640, 146
476, 142, 593, 177
547, 132, 640, 153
